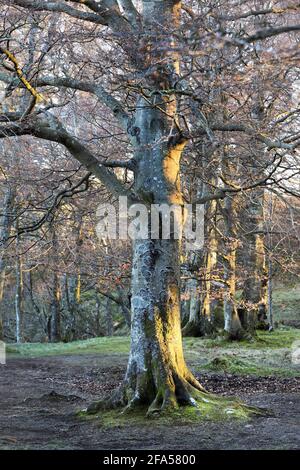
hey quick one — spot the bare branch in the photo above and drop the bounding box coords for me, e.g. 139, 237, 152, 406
208, 123, 300, 151
4, 0, 108, 25
37, 75, 130, 129
217, 3, 300, 22
101, 159, 135, 170
244, 24, 300, 43
0, 47, 44, 102
0, 113, 135, 201
0, 71, 130, 129
117, 0, 140, 26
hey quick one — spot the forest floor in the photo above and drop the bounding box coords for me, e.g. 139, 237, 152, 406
1, 327, 300, 450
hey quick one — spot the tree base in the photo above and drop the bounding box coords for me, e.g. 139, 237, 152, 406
182, 317, 216, 338
80, 386, 269, 424
182, 319, 203, 337
223, 326, 256, 342
85, 369, 208, 417
81, 370, 269, 422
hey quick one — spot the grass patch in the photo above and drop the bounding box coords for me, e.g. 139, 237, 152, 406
273, 286, 300, 323
203, 355, 299, 377
6, 326, 299, 378
184, 327, 300, 351
7, 327, 299, 358
6, 336, 130, 357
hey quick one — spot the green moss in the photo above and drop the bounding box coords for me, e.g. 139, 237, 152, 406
78, 394, 266, 428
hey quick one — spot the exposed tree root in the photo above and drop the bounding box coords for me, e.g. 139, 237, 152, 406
182, 319, 203, 337
83, 368, 267, 420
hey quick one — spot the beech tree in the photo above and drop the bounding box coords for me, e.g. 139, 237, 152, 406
0, 1, 299, 414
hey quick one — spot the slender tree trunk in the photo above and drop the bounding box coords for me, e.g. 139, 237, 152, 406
50, 269, 61, 342
181, 172, 203, 337
65, 273, 80, 338
239, 190, 268, 333
95, 293, 102, 336
182, 180, 218, 337
116, 286, 131, 327
0, 185, 15, 339
240, 88, 269, 331
64, 220, 82, 339
105, 297, 113, 336
181, 251, 202, 337
220, 98, 244, 340
267, 255, 273, 331
200, 198, 218, 334
267, 194, 274, 331
50, 227, 61, 342
15, 218, 24, 343
222, 196, 245, 340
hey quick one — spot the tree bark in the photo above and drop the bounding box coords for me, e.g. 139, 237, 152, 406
50, 269, 61, 342
222, 195, 245, 340
87, 0, 207, 415
0, 185, 15, 339
181, 252, 202, 337
105, 296, 113, 336
200, 197, 218, 335
239, 190, 268, 333
50, 227, 61, 342
15, 217, 24, 343
239, 87, 269, 332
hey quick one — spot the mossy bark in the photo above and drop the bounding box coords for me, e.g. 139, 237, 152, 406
240, 189, 268, 333
86, 0, 210, 415
222, 196, 246, 340
87, 238, 207, 415
0, 186, 15, 340
85, 0, 258, 416
181, 255, 203, 337
200, 197, 218, 336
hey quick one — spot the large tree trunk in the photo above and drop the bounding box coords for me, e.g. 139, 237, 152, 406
87, 0, 207, 415
123, 237, 206, 413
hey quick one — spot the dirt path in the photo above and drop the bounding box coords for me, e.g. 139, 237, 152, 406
0, 355, 299, 450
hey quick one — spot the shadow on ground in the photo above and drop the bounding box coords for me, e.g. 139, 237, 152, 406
0, 353, 299, 450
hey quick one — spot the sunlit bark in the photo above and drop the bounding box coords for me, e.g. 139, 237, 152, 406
87, 0, 208, 414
